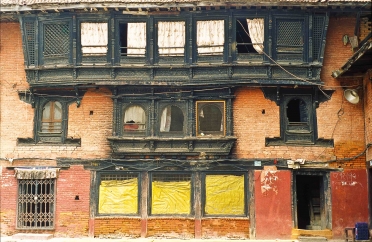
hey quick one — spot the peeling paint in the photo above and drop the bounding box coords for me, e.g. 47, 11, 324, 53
260, 166, 278, 194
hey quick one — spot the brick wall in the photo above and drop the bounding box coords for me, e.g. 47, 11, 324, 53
0, 21, 113, 161
54, 165, 90, 237
93, 217, 141, 237
201, 218, 249, 239
233, 16, 366, 169
146, 218, 195, 238
0, 165, 17, 235
364, 70, 372, 162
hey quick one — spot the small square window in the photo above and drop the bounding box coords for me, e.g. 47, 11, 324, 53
196, 101, 225, 136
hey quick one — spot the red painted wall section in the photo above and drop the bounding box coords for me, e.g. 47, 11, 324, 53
254, 169, 292, 239
331, 169, 369, 238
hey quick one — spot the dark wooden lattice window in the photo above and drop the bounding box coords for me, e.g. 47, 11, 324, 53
41, 101, 62, 134
17, 179, 55, 229
283, 95, 314, 144
312, 16, 325, 62
43, 23, 70, 64
276, 20, 304, 61
24, 21, 36, 66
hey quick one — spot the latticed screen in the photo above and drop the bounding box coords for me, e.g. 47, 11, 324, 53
44, 23, 70, 58
17, 179, 55, 229
25, 21, 35, 65
277, 20, 303, 52
313, 16, 325, 62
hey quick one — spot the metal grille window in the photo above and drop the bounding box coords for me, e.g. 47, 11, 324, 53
17, 179, 55, 229
98, 173, 139, 215
151, 173, 192, 215
44, 23, 70, 58
312, 16, 325, 62
24, 21, 36, 65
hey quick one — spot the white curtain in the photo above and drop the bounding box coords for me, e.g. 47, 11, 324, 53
160, 106, 172, 132
247, 18, 264, 54
158, 21, 185, 56
197, 20, 224, 55
81, 23, 108, 55
127, 22, 146, 56
124, 105, 145, 124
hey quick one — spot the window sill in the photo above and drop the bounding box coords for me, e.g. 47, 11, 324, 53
265, 137, 334, 147
17, 137, 81, 146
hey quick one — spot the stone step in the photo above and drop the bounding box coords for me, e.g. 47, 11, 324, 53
12, 233, 53, 241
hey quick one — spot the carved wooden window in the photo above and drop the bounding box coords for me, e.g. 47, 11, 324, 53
236, 18, 264, 62
123, 105, 146, 132
197, 20, 224, 56
282, 95, 314, 144
276, 19, 304, 61
36, 99, 69, 144
196, 101, 225, 136
159, 105, 184, 134
158, 21, 185, 57
41, 101, 62, 134
81, 22, 108, 55
119, 22, 146, 57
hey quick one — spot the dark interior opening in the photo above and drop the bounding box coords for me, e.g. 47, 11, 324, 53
236, 18, 257, 53
119, 23, 128, 56
287, 99, 308, 123
169, 106, 184, 131
296, 175, 322, 230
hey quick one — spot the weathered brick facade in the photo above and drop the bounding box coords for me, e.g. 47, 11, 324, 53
0, 2, 371, 240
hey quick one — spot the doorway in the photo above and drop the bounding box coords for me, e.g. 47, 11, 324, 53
294, 173, 329, 230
